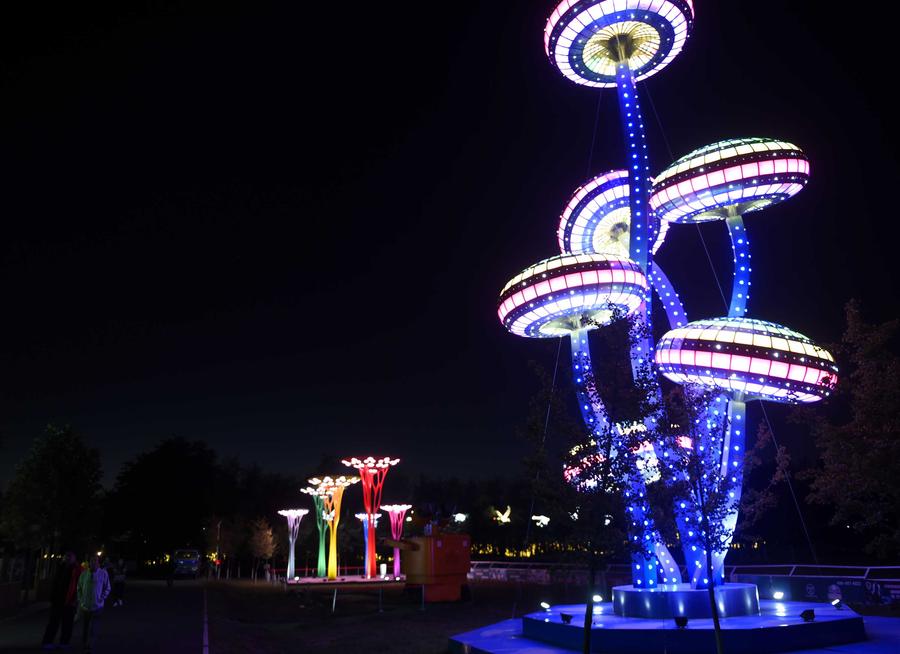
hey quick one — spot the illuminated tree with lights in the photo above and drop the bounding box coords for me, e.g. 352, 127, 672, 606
310, 475, 359, 580
342, 457, 399, 578
277, 509, 308, 581
381, 504, 412, 578
301, 485, 329, 577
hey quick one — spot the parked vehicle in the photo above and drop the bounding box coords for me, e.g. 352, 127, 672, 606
173, 550, 201, 578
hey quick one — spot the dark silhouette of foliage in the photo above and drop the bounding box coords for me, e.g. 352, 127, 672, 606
795, 300, 900, 560
0, 425, 102, 553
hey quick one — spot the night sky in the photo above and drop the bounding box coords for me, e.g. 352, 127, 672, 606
1, 1, 898, 487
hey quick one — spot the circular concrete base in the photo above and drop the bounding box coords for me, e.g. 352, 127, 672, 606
613, 582, 760, 618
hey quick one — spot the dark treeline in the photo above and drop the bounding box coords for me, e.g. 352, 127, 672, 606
0, 301, 897, 583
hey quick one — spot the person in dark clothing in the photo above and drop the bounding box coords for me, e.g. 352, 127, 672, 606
41, 551, 82, 650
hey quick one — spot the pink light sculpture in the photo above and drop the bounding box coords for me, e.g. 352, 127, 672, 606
381, 504, 412, 578
342, 456, 399, 578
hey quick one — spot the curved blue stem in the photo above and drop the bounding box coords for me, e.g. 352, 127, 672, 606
710, 397, 747, 585
649, 261, 687, 329
726, 213, 751, 317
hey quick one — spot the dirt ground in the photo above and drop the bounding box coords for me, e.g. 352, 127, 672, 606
206, 579, 585, 653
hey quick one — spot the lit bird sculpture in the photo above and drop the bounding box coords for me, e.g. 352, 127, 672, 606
494, 506, 512, 524
342, 457, 399, 579
532, 515, 551, 528
277, 509, 309, 581
381, 504, 412, 578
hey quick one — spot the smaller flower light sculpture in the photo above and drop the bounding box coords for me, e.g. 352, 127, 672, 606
381, 504, 412, 578
342, 457, 399, 578
309, 475, 360, 580
301, 485, 330, 577
655, 317, 837, 585
355, 513, 383, 575
277, 509, 309, 581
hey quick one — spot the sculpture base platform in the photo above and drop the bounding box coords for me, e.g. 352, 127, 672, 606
450, 600, 877, 654
613, 582, 759, 618
284, 574, 405, 589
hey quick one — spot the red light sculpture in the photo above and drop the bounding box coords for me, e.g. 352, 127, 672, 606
342, 456, 400, 578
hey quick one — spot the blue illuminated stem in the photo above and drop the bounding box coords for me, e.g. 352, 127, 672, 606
616, 62, 651, 273
571, 328, 609, 435
360, 516, 370, 573
710, 396, 747, 585
649, 261, 687, 329
726, 212, 751, 317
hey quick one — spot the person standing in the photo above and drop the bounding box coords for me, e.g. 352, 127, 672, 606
41, 551, 82, 650
77, 554, 110, 654
110, 558, 126, 607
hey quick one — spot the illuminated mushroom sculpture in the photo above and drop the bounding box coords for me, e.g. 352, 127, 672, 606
498, 252, 681, 587
545, 0, 694, 272
342, 457, 399, 579
557, 169, 685, 330
656, 317, 837, 584
381, 504, 412, 578
277, 509, 309, 581
309, 475, 360, 580
650, 138, 810, 317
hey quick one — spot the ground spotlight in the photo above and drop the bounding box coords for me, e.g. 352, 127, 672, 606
800, 609, 815, 623
592, 594, 603, 603
674, 616, 689, 629
773, 591, 784, 600
560, 613, 573, 624
540, 602, 551, 611
831, 599, 843, 610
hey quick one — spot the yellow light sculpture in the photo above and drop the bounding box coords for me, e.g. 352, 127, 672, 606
309, 475, 360, 580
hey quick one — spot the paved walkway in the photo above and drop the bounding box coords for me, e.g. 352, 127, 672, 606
0, 580, 204, 653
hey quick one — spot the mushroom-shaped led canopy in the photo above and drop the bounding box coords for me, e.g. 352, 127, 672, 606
650, 138, 810, 224
655, 317, 838, 403
498, 253, 648, 338
557, 169, 668, 258
544, 0, 694, 88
